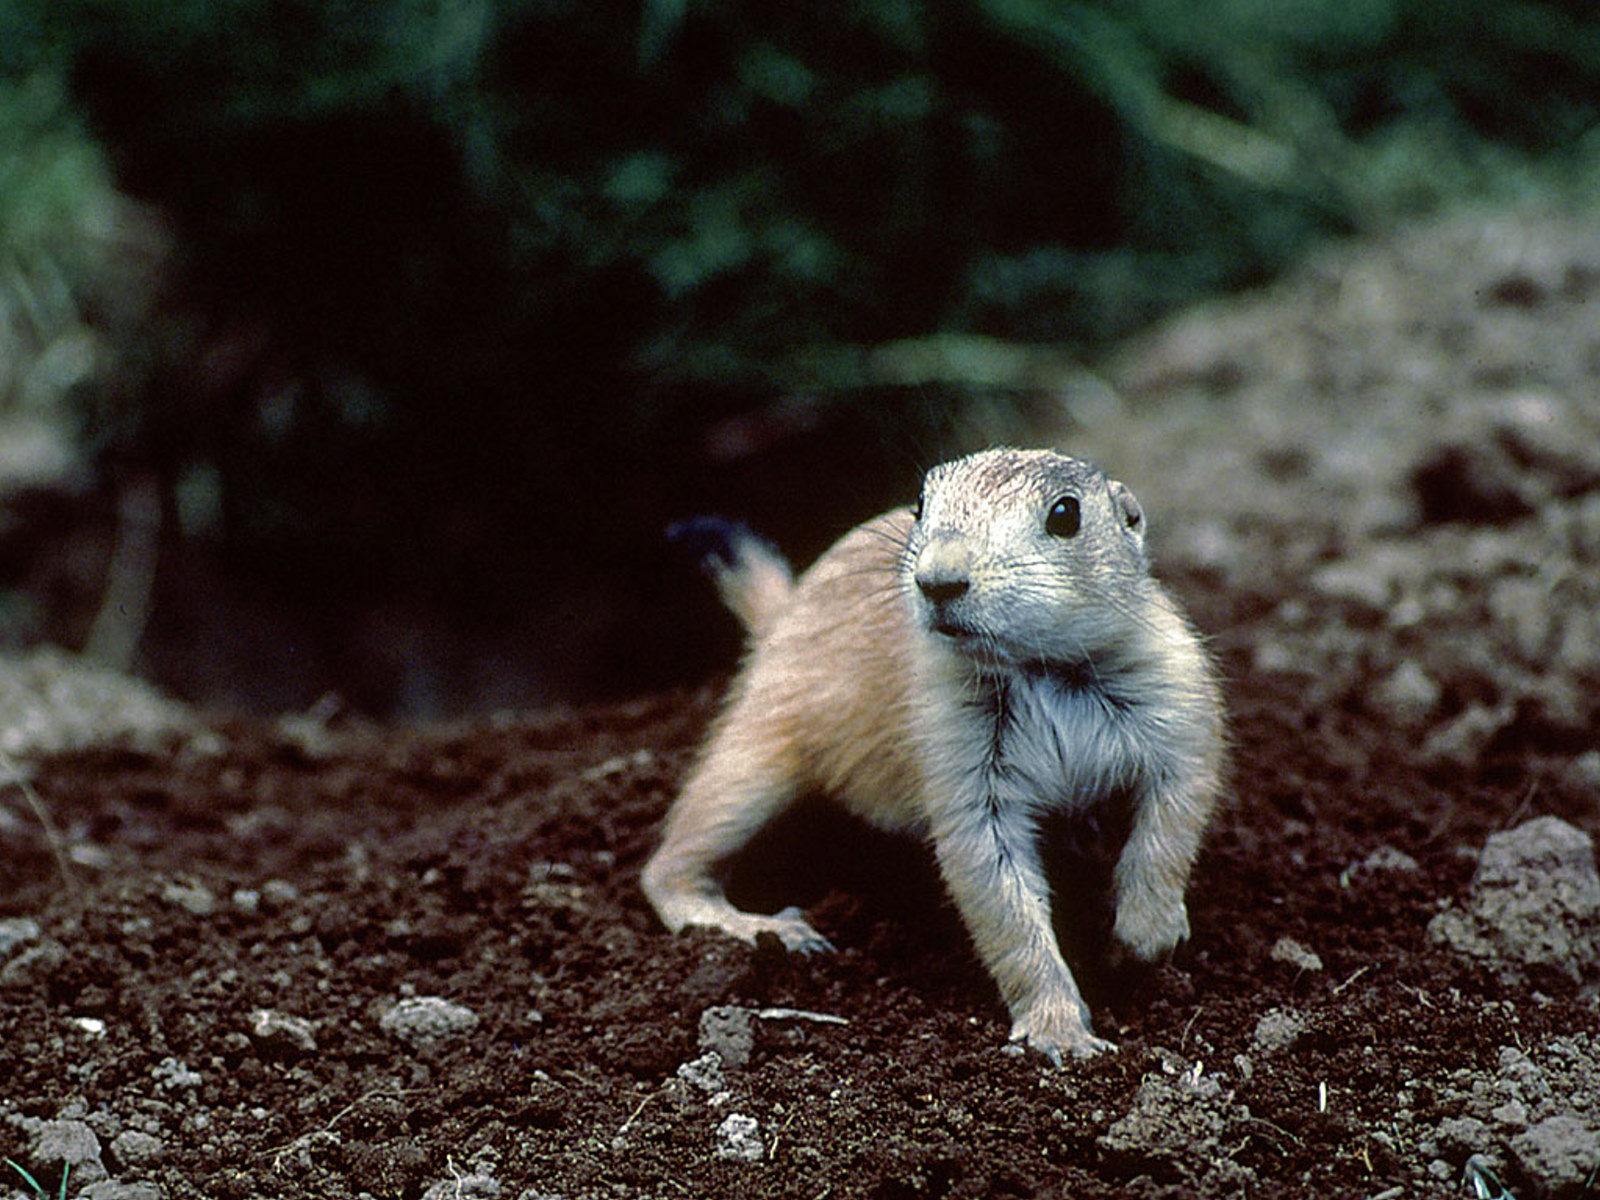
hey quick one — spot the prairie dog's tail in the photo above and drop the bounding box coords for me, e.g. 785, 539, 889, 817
667, 516, 795, 639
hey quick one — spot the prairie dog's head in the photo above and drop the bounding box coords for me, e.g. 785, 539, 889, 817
903, 448, 1153, 670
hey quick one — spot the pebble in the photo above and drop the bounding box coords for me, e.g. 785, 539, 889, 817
1362, 845, 1420, 873
259, 879, 301, 911
249, 1008, 318, 1055
0, 916, 41, 961
28, 1118, 109, 1184
677, 1051, 728, 1094
151, 1057, 202, 1093
109, 1129, 163, 1167
698, 1005, 754, 1070
1563, 750, 1600, 793
1308, 559, 1395, 608
1421, 702, 1514, 767
160, 880, 218, 917
419, 1174, 502, 1199
0, 937, 66, 988
1373, 661, 1441, 724
380, 996, 480, 1048
713, 1113, 764, 1164
77, 1184, 162, 1200
1269, 937, 1323, 972
1251, 1008, 1306, 1054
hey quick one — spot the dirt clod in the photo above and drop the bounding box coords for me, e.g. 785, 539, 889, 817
1429, 817, 1600, 983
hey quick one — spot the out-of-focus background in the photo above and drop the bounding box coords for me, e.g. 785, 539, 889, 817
2, 0, 1598, 716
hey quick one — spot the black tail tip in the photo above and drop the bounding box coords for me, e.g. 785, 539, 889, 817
666, 515, 750, 570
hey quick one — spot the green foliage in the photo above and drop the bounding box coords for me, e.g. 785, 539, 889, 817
5, 0, 1600, 605
5, 0, 1599, 360
4, 1158, 69, 1200
0, 74, 113, 293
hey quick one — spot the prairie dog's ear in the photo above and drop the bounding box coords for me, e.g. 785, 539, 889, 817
1109, 479, 1145, 541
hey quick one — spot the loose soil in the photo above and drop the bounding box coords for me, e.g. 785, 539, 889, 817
3, 207, 1600, 1199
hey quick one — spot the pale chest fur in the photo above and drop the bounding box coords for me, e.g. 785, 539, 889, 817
907, 644, 1182, 838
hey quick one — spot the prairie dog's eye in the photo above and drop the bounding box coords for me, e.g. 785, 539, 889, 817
1046, 495, 1081, 538
911, 491, 925, 522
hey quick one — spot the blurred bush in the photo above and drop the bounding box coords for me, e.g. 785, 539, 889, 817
1, 0, 1598, 701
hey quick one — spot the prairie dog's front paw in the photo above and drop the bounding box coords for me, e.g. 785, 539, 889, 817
1112, 894, 1190, 964
761, 905, 837, 955
703, 905, 836, 955
1009, 1002, 1116, 1065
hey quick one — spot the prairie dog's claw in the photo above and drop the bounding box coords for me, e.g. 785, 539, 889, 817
772, 905, 836, 954
1010, 1006, 1117, 1064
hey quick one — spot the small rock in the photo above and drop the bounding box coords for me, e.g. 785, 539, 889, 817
1421, 703, 1515, 768
28, 1118, 109, 1185
160, 880, 217, 917
0, 916, 41, 961
1489, 577, 1555, 660
249, 1008, 318, 1055
699, 1005, 754, 1070
1343, 846, 1422, 889
1357, 846, 1421, 874
258, 879, 301, 911
109, 1129, 163, 1168
1309, 559, 1395, 608
1269, 937, 1323, 972
0, 937, 66, 988
151, 1057, 202, 1093
1251, 1008, 1306, 1054
714, 1113, 764, 1164
1374, 661, 1441, 724
79, 1184, 162, 1200
1491, 1100, 1530, 1129
1509, 1115, 1600, 1198
1428, 816, 1600, 981
677, 1051, 728, 1094
380, 996, 480, 1048
1563, 750, 1600, 794
1432, 1115, 1490, 1159
420, 1174, 502, 1200
580, 748, 655, 781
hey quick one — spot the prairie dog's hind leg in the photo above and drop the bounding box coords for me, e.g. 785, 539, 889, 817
641, 732, 834, 954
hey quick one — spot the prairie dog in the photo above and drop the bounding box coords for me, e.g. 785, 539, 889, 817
643, 448, 1224, 1061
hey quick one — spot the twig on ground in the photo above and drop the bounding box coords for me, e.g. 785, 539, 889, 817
755, 1007, 849, 1025
261, 1087, 414, 1170
1331, 965, 1372, 995
0, 748, 79, 892
616, 1087, 664, 1139
1180, 1005, 1204, 1047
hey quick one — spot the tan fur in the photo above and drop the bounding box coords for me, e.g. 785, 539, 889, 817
642, 448, 1225, 1062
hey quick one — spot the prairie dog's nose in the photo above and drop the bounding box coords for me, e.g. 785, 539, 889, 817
917, 571, 968, 604
915, 541, 972, 604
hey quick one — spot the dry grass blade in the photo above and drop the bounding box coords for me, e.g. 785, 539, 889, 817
0, 747, 79, 892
